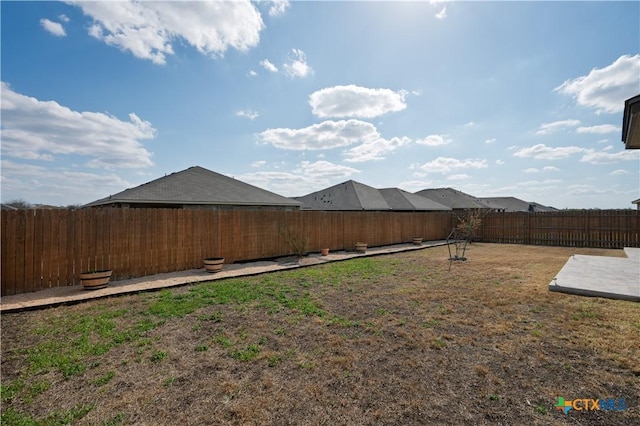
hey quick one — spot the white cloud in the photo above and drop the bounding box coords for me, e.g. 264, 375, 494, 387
259, 59, 278, 73
495, 159, 505, 165
251, 160, 266, 167
258, 119, 378, 151
576, 124, 620, 134
565, 184, 616, 197
268, 0, 290, 16
0, 82, 155, 169
418, 157, 487, 174
536, 119, 581, 135
309, 85, 407, 119
69, 0, 264, 64
40, 18, 66, 37
555, 54, 640, 114
283, 48, 312, 78
513, 144, 586, 160
543, 166, 560, 171
238, 160, 359, 197
435, 6, 447, 20
295, 160, 360, 179
580, 150, 639, 165
524, 168, 539, 173
447, 174, 470, 180
59, 14, 70, 23
485, 138, 496, 144
464, 121, 475, 127
609, 169, 628, 176
236, 109, 259, 120
1, 160, 134, 206
398, 180, 434, 193
415, 134, 451, 146
343, 135, 410, 162
237, 170, 309, 196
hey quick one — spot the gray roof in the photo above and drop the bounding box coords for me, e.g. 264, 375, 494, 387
84, 166, 302, 208
414, 188, 490, 209
378, 188, 451, 211
295, 180, 391, 210
478, 197, 557, 212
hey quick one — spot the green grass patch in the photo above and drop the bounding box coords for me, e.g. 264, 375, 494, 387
1, 379, 25, 404
101, 412, 128, 426
329, 315, 360, 327
422, 319, 439, 328
1, 404, 93, 426
572, 305, 599, 320
93, 371, 116, 387
150, 351, 167, 363
195, 344, 209, 352
228, 344, 261, 362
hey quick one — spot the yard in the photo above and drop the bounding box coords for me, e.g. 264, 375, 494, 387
1, 243, 639, 425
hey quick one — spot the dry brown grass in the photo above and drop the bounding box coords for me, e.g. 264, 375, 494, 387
2, 243, 639, 425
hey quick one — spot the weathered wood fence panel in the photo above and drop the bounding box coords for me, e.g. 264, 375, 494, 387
476, 210, 640, 248
1, 209, 454, 296
4, 208, 636, 296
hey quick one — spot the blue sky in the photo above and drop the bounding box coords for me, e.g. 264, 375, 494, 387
1, 0, 639, 209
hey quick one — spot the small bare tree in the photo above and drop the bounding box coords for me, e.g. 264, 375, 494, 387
447, 209, 485, 269
279, 226, 309, 258
455, 208, 483, 242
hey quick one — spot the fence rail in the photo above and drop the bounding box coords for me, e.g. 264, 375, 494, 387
1, 209, 453, 296
2, 208, 638, 296
475, 210, 640, 248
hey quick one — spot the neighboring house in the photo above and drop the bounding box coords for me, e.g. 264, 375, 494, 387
378, 188, 451, 211
295, 181, 452, 211
478, 197, 558, 212
622, 94, 640, 149
0, 204, 18, 211
84, 166, 302, 210
414, 188, 490, 210
633, 199, 640, 211
294, 180, 391, 210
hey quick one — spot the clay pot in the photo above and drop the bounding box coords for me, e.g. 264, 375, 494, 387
80, 270, 112, 290
204, 257, 225, 273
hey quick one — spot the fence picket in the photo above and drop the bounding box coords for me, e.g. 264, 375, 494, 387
2, 209, 638, 296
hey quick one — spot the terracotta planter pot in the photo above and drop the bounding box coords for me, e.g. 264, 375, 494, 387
412, 237, 423, 245
321, 248, 330, 256
204, 257, 225, 273
80, 270, 112, 290
355, 242, 367, 253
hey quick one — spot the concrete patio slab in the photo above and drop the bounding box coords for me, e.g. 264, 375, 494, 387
1, 240, 448, 313
549, 247, 640, 302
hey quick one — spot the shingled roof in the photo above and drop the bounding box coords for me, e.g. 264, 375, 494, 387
414, 188, 490, 209
294, 180, 391, 210
84, 166, 301, 209
478, 197, 557, 212
378, 188, 451, 211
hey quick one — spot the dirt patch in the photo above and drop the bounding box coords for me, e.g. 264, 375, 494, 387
2, 243, 638, 425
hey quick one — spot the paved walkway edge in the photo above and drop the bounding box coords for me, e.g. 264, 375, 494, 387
548, 247, 640, 302
1, 241, 449, 313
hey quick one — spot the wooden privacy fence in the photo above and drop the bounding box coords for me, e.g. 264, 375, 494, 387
475, 210, 640, 248
1, 208, 454, 296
